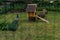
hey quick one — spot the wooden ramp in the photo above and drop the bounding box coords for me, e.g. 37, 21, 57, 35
36, 15, 49, 24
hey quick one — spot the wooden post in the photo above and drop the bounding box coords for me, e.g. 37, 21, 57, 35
26, 4, 37, 22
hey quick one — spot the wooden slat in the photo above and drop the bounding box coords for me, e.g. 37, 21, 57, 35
36, 15, 49, 24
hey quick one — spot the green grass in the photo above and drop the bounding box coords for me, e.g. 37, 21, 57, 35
0, 11, 60, 40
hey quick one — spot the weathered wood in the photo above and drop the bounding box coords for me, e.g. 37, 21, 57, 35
26, 4, 37, 12
26, 4, 37, 22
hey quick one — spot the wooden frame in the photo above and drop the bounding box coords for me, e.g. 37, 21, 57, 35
26, 4, 37, 21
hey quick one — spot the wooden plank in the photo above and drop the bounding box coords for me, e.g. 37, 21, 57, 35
36, 15, 49, 24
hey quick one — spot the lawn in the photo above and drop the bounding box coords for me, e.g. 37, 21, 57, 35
0, 11, 60, 40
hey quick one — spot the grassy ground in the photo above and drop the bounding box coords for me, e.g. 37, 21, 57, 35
0, 11, 60, 40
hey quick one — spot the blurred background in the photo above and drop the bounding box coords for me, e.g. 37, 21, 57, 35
0, 0, 60, 40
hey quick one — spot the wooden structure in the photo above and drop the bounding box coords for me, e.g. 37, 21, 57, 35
36, 15, 49, 24
26, 4, 37, 21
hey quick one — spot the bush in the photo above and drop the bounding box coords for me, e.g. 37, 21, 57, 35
38, 1, 60, 11
0, 22, 9, 31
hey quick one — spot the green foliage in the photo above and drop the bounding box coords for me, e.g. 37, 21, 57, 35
0, 14, 18, 31
37, 1, 60, 11
0, 20, 18, 31
14, 3, 25, 10
0, 22, 9, 31
0, 1, 60, 13
0, 12, 60, 40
